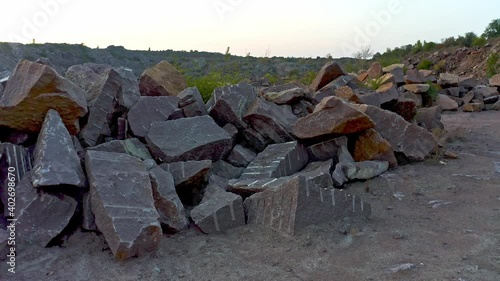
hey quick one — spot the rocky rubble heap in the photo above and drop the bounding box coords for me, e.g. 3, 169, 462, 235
0, 58, 456, 260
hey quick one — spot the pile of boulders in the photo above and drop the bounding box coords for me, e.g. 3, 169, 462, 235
1, 58, 441, 260
357, 62, 500, 112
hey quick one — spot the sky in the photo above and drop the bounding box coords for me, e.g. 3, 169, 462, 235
0, 0, 499, 58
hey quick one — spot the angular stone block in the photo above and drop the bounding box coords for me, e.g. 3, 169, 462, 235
88, 138, 152, 161
146, 116, 233, 163
178, 87, 207, 117
128, 96, 180, 138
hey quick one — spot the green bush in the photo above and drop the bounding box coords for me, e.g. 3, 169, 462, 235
486, 52, 499, 77
186, 71, 241, 102
433, 60, 446, 72
426, 81, 439, 101
417, 59, 433, 70
300, 70, 317, 85
472, 36, 487, 47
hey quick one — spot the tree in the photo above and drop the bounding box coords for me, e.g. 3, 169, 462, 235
353, 46, 373, 71
483, 18, 500, 39
463, 32, 478, 47
224, 46, 231, 61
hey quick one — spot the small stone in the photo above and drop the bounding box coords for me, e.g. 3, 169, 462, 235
444, 150, 458, 159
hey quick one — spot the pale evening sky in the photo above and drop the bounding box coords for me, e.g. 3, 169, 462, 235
0, 0, 498, 58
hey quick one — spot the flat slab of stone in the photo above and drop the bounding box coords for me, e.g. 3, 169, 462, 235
139, 61, 187, 96
145, 160, 188, 232
87, 138, 152, 160
436, 94, 459, 111
85, 150, 161, 260
244, 176, 371, 236
462, 103, 484, 112
32, 110, 86, 189
403, 84, 430, 94
16, 174, 77, 247
207, 82, 258, 129
292, 96, 374, 140
243, 98, 298, 143
128, 96, 180, 138
191, 185, 245, 234
227, 177, 291, 197
240, 141, 308, 180
355, 105, 437, 162
0, 59, 87, 134
262, 86, 306, 105
146, 115, 233, 163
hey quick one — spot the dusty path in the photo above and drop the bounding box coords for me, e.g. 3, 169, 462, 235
2, 111, 499, 281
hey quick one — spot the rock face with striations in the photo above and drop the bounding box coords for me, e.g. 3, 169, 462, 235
85, 150, 162, 260
0, 59, 87, 134
356, 105, 437, 162
146, 115, 233, 163
139, 61, 187, 96
31, 109, 86, 189
292, 96, 374, 140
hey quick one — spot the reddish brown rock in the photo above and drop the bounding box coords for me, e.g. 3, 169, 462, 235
490, 74, 500, 87
404, 69, 424, 84
334, 86, 363, 103
293, 96, 374, 140
367, 62, 383, 80
357, 72, 369, 83
309, 61, 347, 91
462, 103, 484, 112
436, 94, 459, 111
139, 61, 187, 96
403, 84, 430, 94
262, 86, 305, 105
354, 129, 398, 168
391, 99, 417, 122
0, 60, 87, 134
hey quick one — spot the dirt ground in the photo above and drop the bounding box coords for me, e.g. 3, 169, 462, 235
1, 111, 499, 281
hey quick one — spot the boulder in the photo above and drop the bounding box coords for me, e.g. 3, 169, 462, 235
367, 62, 383, 80
16, 174, 77, 247
355, 105, 437, 162
354, 128, 397, 168
458, 77, 478, 89
191, 185, 245, 234
128, 96, 180, 138
139, 61, 187, 96
490, 74, 500, 87
85, 151, 162, 260
146, 116, 233, 163
178, 87, 207, 117
31, 110, 86, 189
492, 100, 500, 110
331, 146, 354, 186
242, 98, 298, 143
292, 96, 374, 140
462, 103, 484, 112
211, 161, 245, 180
415, 106, 445, 133
401, 91, 423, 107
306, 136, 348, 161
87, 138, 153, 160
244, 176, 371, 236
311, 75, 357, 103
0, 143, 32, 215
262, 86, 305, 105
239, 141, 309, 180
144, 160, 188, 232
207, 82, 258, 129
0, 60, 87, 134
160, 160, 212, 205
390, 67, 405, 85
390, 99, 417, 122
404, 69, 424, 84
446, 87, 461, 97
462, 91, 475, 105
473, 86, 499, 99
403, 84, 430, 94
309, 61, 347, 92
227, 144, 256, 167
378, 73, 396, 86
436, 94, 459, 111
438, 73, 460, 87
376, 83, 399, 105
333, 86, 363, 103
65, 64, 105, 103
80, 68, 140, 146
356, 89, 382, 107
382, 64, 405, 73
345, 160, 389, 180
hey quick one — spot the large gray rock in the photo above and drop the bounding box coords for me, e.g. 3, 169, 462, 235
145, 160, 188, 232
306, 136, 348, 161
244, 176, 371, 236
65, 64, 105, 104
345, 160, 389, 180
87, 138, 153, 160
31, 110, 86, 189
438, 73, 460, 87
261, 86, 306, 105
376, 83, 399, 105
415, 106, 444, 133
160, 160, 212, 205
85, 151, 162, 260
0, 143, 32, 215
207, 83, 258, 129
436, 94, 459, 111
16, 174, 77, 247
178, 87, 207, 117
128, 96, 180, 138
292, 96, 374, 140
240, 141, 308, 180
243, 98, 298, 143
146, 116, 233, 163
355, 105, 437, 162
191, 185, 245, 234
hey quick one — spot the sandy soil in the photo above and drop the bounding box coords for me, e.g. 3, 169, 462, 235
1, 111, 499, 281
